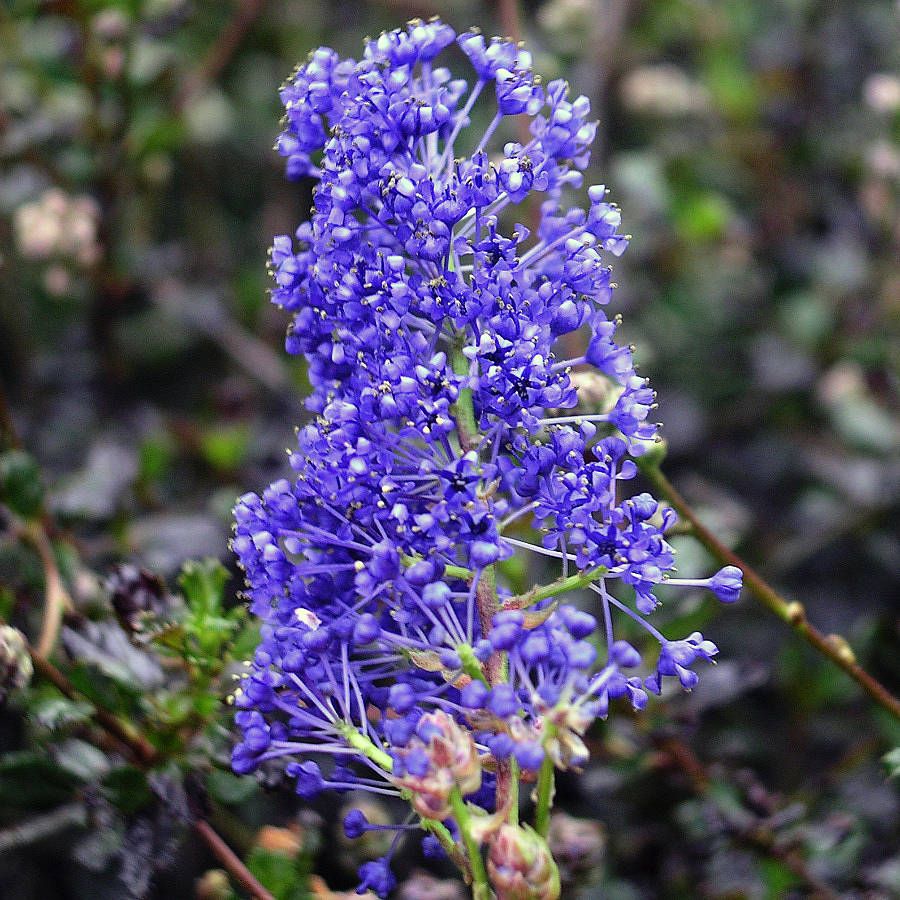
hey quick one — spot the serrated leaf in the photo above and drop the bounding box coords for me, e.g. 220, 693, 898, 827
229, 622, 261, 660
178, 558, 230, 618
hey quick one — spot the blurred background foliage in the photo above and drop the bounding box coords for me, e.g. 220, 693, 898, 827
0, 0, 898, 897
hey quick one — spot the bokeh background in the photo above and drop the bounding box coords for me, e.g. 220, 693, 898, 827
0, 1, 898, 897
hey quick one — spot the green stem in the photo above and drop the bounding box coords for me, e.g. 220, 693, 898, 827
507, 758, 520, 825
401, 553, 474, 583
420, 818, 466, 871
337, 726, 481, 881
637, 459, 900, 722
451, 349, 478, 452
457, 643, 489, 685
534, 725, 557, 838
337, 725, 393, 771
450, 787, 491, 899
506, 565, 608, 609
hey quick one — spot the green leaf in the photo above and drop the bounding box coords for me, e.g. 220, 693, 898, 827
229, 621, 261, 661
246, 846, 311, 900
206, 769, 258, 806
138, 433, 176, 488
0, 449, 44, 519
55, 738, 111, 781
179, 559, 230, 619
102, 766, 152, 814
200, 425, 250, 474
31, 695, 94, 731
66, 662, 142, 717
759, 856, 800, 899
883, 747, 900, 780
0, 751, 81, 808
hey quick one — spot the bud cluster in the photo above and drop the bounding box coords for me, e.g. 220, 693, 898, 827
0, 625, 33, 703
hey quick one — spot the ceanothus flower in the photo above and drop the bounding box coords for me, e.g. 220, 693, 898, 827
235, 19, 742, 898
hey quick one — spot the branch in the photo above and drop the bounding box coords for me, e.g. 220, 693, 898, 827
21, 523, 74, 659
28, 648, 159, 766
506, 566, 608, 609
195, 819, 275, 900
0, 803, 86, 854
637, 459, 900, 721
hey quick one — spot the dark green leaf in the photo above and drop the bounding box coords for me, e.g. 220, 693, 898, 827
206, 769, 258, 806
102, 767, 153, 814
0, 450, 44, 519
0, 751, 81, 808
246, 846, 310, 900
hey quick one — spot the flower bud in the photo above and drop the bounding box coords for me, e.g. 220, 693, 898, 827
107, 564, 168, 634
337, 797, 393, 860
488, 824, 561, 900
392, 711, 481, 820
195, 869, 231, 900
427, 712, 482, 797
0, 626, 33, 703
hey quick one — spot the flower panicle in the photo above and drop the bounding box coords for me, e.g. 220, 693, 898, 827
233, 18, 742, 897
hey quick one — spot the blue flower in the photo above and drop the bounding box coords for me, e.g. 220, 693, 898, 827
233, 18, 740, 892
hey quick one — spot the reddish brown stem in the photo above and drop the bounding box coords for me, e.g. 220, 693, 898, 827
655, 736, 839, 900
638, 461, 900, 721
28, 648, 159, 766
195, 819, 275, 900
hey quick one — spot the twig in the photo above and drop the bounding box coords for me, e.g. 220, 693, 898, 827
174, 0, 267, 113
27, 647, 160, 766
195, 819, 275, 900
497, 0, 523, 44
654, 736, 840, 900
21, 523, 74, 659
637, 459, 900, 721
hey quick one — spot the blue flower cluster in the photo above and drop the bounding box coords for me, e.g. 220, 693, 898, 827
233, 19, 741, 897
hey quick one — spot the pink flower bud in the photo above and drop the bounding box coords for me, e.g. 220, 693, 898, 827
488, 824, 561, 900
392, 711, 481, 820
